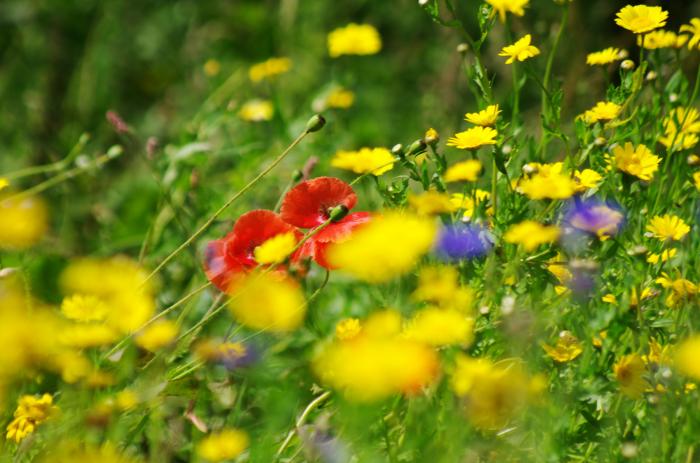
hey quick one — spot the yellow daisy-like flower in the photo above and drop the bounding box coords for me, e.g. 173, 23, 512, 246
542, 331, 583, 363
646, 214, 690, 241
424, 127, 439, 145
6, 394, 56, 443
573, 169, 603, 192
327, 23, 382, 58
602, 293, 618, 305
615, 5, 668, 34
464, 104, 501, 126
498, 34, 540, 64
485, 0, 529, 23
614, 353, 647, 399
408, 190, 457, 216
504, 220, 560, 251
248, 57, 292, 83
331, 147, 394, 176
646, 248, 677, 264
60, 323, 119, 348
60, 294, 110, 322
680, 18, 700, 50
197, 428, 249, 462
238, 99, 273, 122
449, 190, 491, 219
659, 107, 700, 151
325, 87, 355, 109
253, 231, 297, 264
518, 163, 576, 200
403, 307, 474, 347
613, 142, 660, 181
446, 126, 498, 150
580, 101, 622, 125
135, 320, 178, 352
335, 318, 362, 341
327, 212, 437, 283
586, 47, 623, 66
444, 159, 483, 183
637, 30, 687, 49
655, 272, 697, 307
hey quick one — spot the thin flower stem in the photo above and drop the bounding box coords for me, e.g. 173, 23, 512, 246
3, 134, 89, 181
275, 391, 332, 459
142, 128, 311, 284
491, 156, 498, 219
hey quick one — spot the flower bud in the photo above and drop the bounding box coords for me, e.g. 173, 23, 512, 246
620, 59, 635, 70
423, 128, 439, 145
328, 205, 349, 222
292, 169, 304, 182
305, 114, 326, 133
407, 139, 427, 156
594, 136, 607, 146
687, 154, 700, 166
457, 43, 469, 54
645, 71, 657, 81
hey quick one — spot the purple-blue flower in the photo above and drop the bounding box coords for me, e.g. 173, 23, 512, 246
435, 223, 493, 260
563, 198, 624, 238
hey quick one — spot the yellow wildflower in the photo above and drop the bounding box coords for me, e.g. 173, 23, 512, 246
60, 294, 110, 322
37, 442, 141, 463
580, 101, 621, 125
197, 428, 249, 462
602, 293, 618, 304
464, 104, 501, 126
362, 309, 403, 338
248, 57, 292, 82
498, 34, 540, 64
518, 163, 576, 200
0, 193, 48, 250
325, 87, 355, 109
238, 99, 273, 122
592, 330, 608, 348
60, 323, 119, 348
642, 338, 672, 367
655, 272, 697, 307
445, 159, 482, 183
335, 318, 362, 341
676, 336, 700, 380
0, 177, 8, 191
327, 23, 382, 58
485, 0, 529, 22
659, 107, 700, 151
680, 18, 700, 50
227, 270, 306, 332
135, 320, 178, 352
450, 190, 491, 218
424, 127, 439, 145
253, 231, 297, 264
408, 190, 457, 215
327, 212, 436, 283
637, 30, 687, 49
547, 253, 572, 294
613, 142, 660, 181
586, 47, 623, 66
614, 353, 647, 398
573, 169, 603, 192
504, 220, 560, 251
446, 126, 498, 150
403, 307, 474, 347
411, 265, 474, 312
646, 214, 690, 241
331, 147, 394, 176
542, 331, 583, 363
646, 248, 677, 264
615, 5, 668, 34
6, 394, 56, 443
630, 286, 653, 308
694, 171, 700, 190
203, 59, 220, 77
115, 389, 139, 410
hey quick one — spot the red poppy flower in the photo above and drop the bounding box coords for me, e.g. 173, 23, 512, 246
204, 210, 301, 291
280, 177, 371, 269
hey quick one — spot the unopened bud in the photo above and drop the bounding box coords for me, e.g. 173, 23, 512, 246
424, 128, 439, 145
687, 154, 700, 166
106, 145, 123, 159
328, 205, 349, 222
594, 136, 607, 146
391, 143, 404, 157
305, 114, 326, 133
522, 163, 537, 175
645, 71, 657, 81
621, 59, 635, 70
617, 49, 629, 60
407, 139, 427, 156
669, 93, 679, 103
292, 169, 303, 182
457, 43, 469, 54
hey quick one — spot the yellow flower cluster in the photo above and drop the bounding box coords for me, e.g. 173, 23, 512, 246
517, 162, 575, 200
331, 147, 394, 176
659, 107, 700, 151
248, 57, 292, 83
197, 428, 249, 462
504, 220, 560, 251
6, 394, 56, 443
408, 190, 456, 216
411, 265, 474, 312
327, 23, 382, 58
450, 190, 491, 219
327, 212, 436, 283
637, 30, 687, 49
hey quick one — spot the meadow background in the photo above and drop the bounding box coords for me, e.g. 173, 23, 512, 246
2, 0, 700, 462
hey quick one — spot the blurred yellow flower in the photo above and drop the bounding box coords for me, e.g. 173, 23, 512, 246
408, 190, 457, 215
6, 394, 56, 443
680, 18, 700, 50
450, 190, 491, 218
60, 294, 110, 322
646, 214, 690, 241
238, 99, 273, 122
542, 331, 583, 362
424, 127, 439, 144
655, 272, 697, 307
328, 23, 382, 58
37, 442, 141, 463
518, 164, 575, 200
325, 87, 355, 109
335, 318, 362, 341
580, 101, 621, 125
646, 248, 677, 264
586, 47, 623, 66
403, 307, 474, 347
573, 169, 603, 192
615, 5, 668, 34
248, 57, 292, 82
227, 270, 306, 332
115, 389, 140, 410
498, 34, 540, 64
445, 159, 482, 183
642, 338, 672, 367
614, 353, 647, 398
327, 212, 436, 283
504, 220, 560, 251
135, 320, 178, 352
447, 126, 498, 150
412, 265, 474, 312
464, 104, 501, 126
613, 142, 660, 181
676, 336, 700, 380
197, 428, 249, 462
0, 177, 8, 191
485, 0, 529, 22
203, 59, 221, 77
602, 293, 617, 304
253, 231, 297, 265
659, 107, 700, 151
363, 309, 403, 338
60, 323, 119, 348
331, 147, 394, 176
694, 171, 700, 190
637, 30, 687, 49
0, 193, 48, 250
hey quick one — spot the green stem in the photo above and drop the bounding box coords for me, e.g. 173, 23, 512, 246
3, 134, 89, 180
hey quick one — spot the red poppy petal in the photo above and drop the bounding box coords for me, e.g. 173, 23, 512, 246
280, 177, 357, 228
314, 212, 372, 243
204, 239, 245, 291
228, 209, 301, 260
